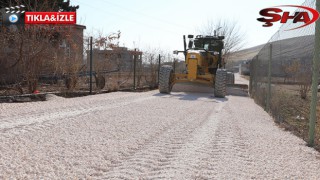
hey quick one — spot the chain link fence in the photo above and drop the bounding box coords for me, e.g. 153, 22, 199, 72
250, 0, 320, 148
0, 29, 179, 99
0, 35, 174, 98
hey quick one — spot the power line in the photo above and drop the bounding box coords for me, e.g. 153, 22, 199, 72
72, 0, 186, 35
97, 0, 191, 30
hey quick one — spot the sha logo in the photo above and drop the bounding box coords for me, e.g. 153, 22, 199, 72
257, 5, 320, 31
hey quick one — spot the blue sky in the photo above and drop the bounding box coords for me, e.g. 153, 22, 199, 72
71, 0, 306, 51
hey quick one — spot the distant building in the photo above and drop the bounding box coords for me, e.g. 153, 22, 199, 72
64, 25, 86, 63
42, 24, 87, 73
239, 60, 251, 75
87, 47, 142, 72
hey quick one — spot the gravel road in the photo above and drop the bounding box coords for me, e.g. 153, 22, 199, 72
1, 75, 320, 179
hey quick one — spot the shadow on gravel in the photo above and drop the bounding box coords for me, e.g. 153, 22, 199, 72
226, 87, 249, 97
153, 93, 228, 103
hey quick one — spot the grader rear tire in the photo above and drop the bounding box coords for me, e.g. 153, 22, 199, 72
226, 72, 235, 84
214, 69, 227, 98
159, 65, 174, 94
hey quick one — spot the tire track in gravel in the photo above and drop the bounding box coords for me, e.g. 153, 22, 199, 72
58, 92, 221, 178
97, 95, 258, 179
99, 96, 227, 179
2, 74, 320, 179
0, 93, 156, 137
83, 97, 207, 174
189, 103, 255, 179
0, 92, 154, 120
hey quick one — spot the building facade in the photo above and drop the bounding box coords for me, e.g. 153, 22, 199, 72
87, 47, 142, 72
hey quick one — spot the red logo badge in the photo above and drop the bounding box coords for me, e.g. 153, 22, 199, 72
25, 12, 76, 24
257, 5, 319, 31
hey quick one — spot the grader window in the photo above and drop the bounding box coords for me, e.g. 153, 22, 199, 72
194, 40, 202, 49
204, 44, 209, 51
193, 37, 223, 52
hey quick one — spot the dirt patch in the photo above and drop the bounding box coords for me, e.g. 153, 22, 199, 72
268, 84, 320, 151
0, 86, 158, 103
0, 94, 46, 103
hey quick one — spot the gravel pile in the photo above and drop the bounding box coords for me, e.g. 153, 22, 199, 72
0, 75, 320, 179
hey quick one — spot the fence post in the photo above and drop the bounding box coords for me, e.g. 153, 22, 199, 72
158, 54, 161, 85
266, 43, 272, 112
133, 49, 137, 90
249, 57, 254, 97
89, 37, 93, 94
308, 0, 320, 147
255, 55, 259, 98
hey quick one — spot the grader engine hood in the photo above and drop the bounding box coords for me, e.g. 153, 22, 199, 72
185, 50, 214, 81
187, 51, 202, 60
186, 50, 218, 70
186, 51, 201, 81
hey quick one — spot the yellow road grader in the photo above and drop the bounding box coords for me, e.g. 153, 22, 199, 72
159, 34, 234, 97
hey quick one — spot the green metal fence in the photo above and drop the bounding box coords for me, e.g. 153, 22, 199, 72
250, 0, 320, 147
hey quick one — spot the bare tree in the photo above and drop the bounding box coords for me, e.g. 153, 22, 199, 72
297, 71, 312, 99
282, 59, 300, 83
142, 47, 172, 88
295, 61, 312, 99
197, 19, 246, 60
85, 30, 141, 90
0, 0, 82, 93
0, 25, 82, 93
1, 0, 78, 12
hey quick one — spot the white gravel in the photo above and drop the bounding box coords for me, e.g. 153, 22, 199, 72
0, 75, 320, 179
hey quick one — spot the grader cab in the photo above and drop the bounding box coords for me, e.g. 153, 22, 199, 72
159, 34, 234, 98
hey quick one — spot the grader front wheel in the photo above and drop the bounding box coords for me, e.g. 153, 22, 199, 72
159, 65, 174, 94
214, 69, 227, 98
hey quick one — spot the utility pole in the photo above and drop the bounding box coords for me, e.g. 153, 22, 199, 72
89, 37, 93, 94
308, 0, 320, 147
133, 49, 137, 90
158, 54, 161, 84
